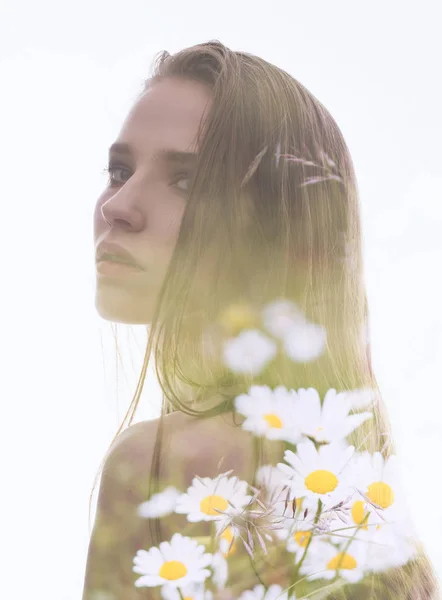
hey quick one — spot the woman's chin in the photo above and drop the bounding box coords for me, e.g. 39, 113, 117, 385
95, 288, 154, 324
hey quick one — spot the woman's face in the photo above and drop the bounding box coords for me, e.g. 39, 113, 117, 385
93, 77, 212, 324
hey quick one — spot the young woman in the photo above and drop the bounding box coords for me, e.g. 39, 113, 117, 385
82, 41, 440, 599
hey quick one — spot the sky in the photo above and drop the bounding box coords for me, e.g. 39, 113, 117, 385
1, 1, 441, 598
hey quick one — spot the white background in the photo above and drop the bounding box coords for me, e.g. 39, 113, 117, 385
1, 1, 441, 598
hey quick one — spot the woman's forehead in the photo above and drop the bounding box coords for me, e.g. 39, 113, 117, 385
117, 78, 212, 155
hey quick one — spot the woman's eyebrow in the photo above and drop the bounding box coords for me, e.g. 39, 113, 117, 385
108, 142, 198, 167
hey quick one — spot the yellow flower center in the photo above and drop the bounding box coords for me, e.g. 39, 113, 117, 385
351, 500, 369, 530
294, 530, 312, 547
305, 470, 338, 494
264, 413, 283, 428
366, 481, 394, 509
221, 526, 234, 543
159, 560, 187, 580
218, 303, 258, 333
327, 552, 357, 571
221, 526, 237, 556
200, 494, 229, 516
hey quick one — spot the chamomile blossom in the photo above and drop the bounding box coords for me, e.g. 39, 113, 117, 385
357, 526, 417, 572
238, 583, 296, 600
321, 493, 383, 544
161, 582, 213, 600
235, 385, 302, 443
293, 388, 373, 444
223, 330, 277, 375
137, 486, 181, 518
299, 538, 368, 583
320, 450, 416, 552
350, 451, 411, 530
284, 517, 317, 560
283, 320, 327, 363
175, 472, 252, 522
262, 298, 307, 339
277, 440, 355, 507
218, 301, 261, 336
133, 533, 212, 589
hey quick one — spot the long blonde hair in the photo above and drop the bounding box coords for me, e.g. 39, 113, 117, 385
89, 40, 440, 598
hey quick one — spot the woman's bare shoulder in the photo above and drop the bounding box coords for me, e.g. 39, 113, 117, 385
115, 410, 251, 478
120, 410, 249, 454
114, 408, 283, 485
120, 409, 244, 442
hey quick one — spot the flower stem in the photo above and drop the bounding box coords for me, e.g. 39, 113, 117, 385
333, 510, 370, 573
177, 588, 185, 600
210, 521, 217, 554
290, 499, 323, 586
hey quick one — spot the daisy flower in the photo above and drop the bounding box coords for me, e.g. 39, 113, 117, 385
283, 320, 327, 363
137, 486, 181, 518
161, 582, 213, 600
284, 517, 316, 560
299, 538, 368, 583
238, 583, 296, 600
223, 330, 277, 375
293, 388, 373, 444
349, 451, 414, 536
321, 494, 382, 543
277, 440, 355, 507
133, 533, 212, 589
218, 301, 261, 336
261, 298, 307, 339
175, 472, 252, 522
351, 451, 406, 521
234, 385, 303, 444
357, 526, 417, 572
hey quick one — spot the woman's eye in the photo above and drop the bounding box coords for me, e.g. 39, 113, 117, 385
102, 164, 131, 187
101, 164, 191, 193
172, 172, 192, 193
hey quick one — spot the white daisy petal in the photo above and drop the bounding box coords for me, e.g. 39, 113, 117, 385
359, 527, 418, 572
211, 552, 228, 590
161, 582, 213, 600
223, 329, 277, 375
339, 412, 373, 438
283, 321, 327, 362
238, 583, 296, 600
295, 440, 318, 469
261, 298, 307, 339
137, 486, 181, 518
344, 388, 377, 410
